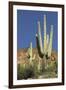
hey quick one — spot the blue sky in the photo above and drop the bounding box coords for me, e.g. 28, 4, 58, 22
17, 10, 58, 51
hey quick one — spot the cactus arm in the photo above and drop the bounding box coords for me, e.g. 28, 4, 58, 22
30, 42, 32, 60
44, 15, 47, 54
48, 25, 53, 57
38, 21, 43, 54
46, 34, 49, 52
46, 34, 49, 47
36, 34, 44, 58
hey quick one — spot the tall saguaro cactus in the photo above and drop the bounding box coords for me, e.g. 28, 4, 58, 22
36, 15, 53, 59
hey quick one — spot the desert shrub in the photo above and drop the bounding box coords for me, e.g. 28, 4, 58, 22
17, 62, 39, 80
17, 64, 26, 79
37, 59, 58, 78
23, 65, 35, 79
32, 59, 40, 78
45, 60, 58, 77
17, 65, 34, 79
54, 60, 58, 74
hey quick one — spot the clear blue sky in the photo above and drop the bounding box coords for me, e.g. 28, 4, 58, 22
17, 10, 58, 51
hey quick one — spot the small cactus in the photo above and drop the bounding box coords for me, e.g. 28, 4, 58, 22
28, 42, 35, 63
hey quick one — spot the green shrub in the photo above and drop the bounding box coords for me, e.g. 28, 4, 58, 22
17, 62, 39, 80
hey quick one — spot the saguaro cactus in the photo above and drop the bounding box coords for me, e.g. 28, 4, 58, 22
36, 14, 53, 69
36, 15, 53, 58
28, 42, 35, 63
36, 15, 47, 57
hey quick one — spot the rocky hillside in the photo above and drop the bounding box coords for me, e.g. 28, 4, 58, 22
17, 48, 58, 65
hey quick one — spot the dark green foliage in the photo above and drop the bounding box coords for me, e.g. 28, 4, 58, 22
18, 65, 33, 79
17, 63, 39, 80
23, 66, 35, 79
43, 60, 58, 78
